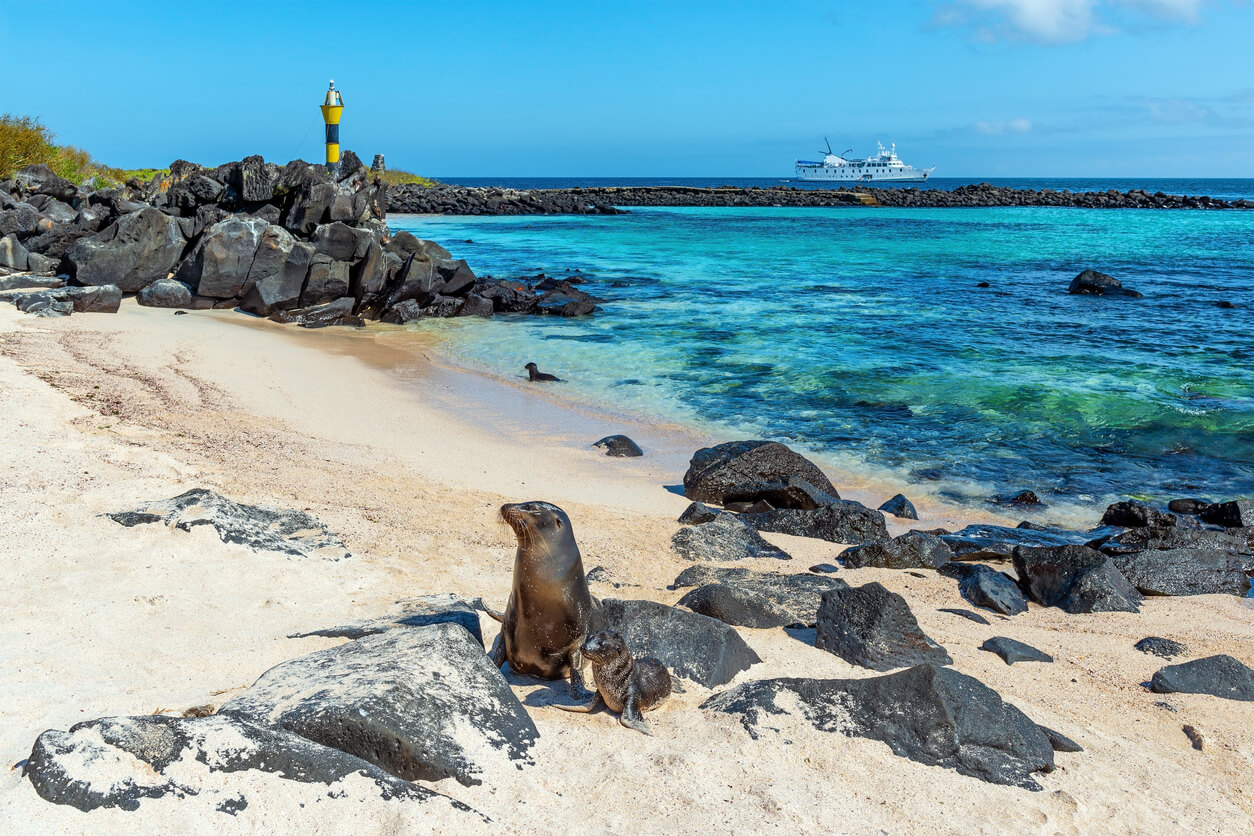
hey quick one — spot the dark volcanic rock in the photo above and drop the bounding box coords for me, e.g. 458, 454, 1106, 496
176, 216, 267, 298
1094, 526, 1252, 561
137, 278, 193, 308
938, 608, 991, 625
1168, 498, 1210, 515
671, 565, 847, 628
815, 582, 952, 671
221, 624, 537, 785
0, 232, 27, 270
878, 493, 919, 520
980, 637, 1053, 665
842, 530, 952, 570
671, 512, 792, 561
0, 274, 62, 291
678, 584, 801, 629
1041, 727, 1083, 753
682, 440, 839, 504
677, 501, 719, 525
240, 240, 314, 316
1013, 545, 1142, 613
600, 598, 759, 687
1200, 499, 1254, 528
1101, 499, 1177, 528
1135, 636, 1189, 659
106, 488, 349, 559
745, 502, 887, 546
65, 208, 185, 291
592, 434, 643, 458
25, 714, 478, 816
270, 297, 364, 328
941, 524, 1092, 561
1149, 654, 1254, 702
995, 490, 1044, 507
289, 593, 484, 646
1067, 269, 1143, 298
721, 476, 839, 510
703, 664, 1055, 789
1110, 548, 1250, 597
939, 562, 1029, 615
10, 285, 122, 316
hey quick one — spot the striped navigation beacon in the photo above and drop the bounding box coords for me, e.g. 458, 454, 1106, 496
320, 80, 344, 176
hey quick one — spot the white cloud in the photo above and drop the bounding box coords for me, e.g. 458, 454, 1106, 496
974, 117, 1035, 134
937, 0, 1212, 42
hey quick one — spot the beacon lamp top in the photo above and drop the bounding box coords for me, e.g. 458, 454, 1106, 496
321, 80, 343, 122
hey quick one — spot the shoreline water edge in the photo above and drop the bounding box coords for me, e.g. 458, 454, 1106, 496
2, 154, 1252, 831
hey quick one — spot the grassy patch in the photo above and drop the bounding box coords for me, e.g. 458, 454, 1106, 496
376, 168, 438, 188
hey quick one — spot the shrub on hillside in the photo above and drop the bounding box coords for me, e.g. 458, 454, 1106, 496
0, 113, 55, 180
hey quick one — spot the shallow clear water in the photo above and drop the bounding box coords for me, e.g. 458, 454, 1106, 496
391, 206, 1254, 511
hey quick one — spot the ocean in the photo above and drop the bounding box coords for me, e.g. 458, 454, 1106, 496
389, 196, 1254, 521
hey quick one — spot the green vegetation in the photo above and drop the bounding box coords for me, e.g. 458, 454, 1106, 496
376, 168, 438, 188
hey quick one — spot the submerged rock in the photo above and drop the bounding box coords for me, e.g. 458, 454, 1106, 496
106, 488, 349, 559
1149, 655, 1254, 702
25, 714, 480, 817
878, 493, 918, 520
682, 440, 839, 504
600, 598, 760, 687
703, 664, 1056, 790
671, 512, 792, 561
815, 582, 952, 671
671, 565, 846, 628
221, 624, 537, 785
1067, 269, 1143, 298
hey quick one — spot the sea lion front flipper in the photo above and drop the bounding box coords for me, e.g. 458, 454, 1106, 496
489, 631, 506, 668
553, 692, 602, 714
620, 695, 653, 736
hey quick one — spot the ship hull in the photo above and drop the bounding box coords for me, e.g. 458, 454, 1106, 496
794, 166, 932, 182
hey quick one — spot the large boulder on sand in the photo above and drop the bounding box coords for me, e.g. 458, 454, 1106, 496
939, 562, 1028, 615
176, 216, 268, 298
221, 623, 538, 786
1012, 545, 1142, 613
599, 598, 759, 687
137, 278, 193, 308
744, 502, 887, 545
704, 664, 1056, 789
240, 238, 314, 316
10, 285, 121, 316
672, 565, 846, 628
682, 440, 839, 504
65, 208, 186, 291
1149, 654, 1254, 702
25, 714, 480, 818
816, 582, 952, 671
671, 512, 792, 561
1109, 548, 1250, 597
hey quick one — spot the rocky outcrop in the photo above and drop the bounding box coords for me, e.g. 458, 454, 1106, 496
599, 598, 759, 688
682, 440, 839, 505
25, 714, 480, 817
270, 297, 364, 328
106, 488, 349, 559
1013, 545, 1142, 613
221, 624, 537, 785
842, 530, 952, 569
9, 284, 121, 316
815, 582, 952, 671
671, 565, 846, 628
703, 664, 1057, 789
671, 512, 792, 562
1149, 655, 1254, 702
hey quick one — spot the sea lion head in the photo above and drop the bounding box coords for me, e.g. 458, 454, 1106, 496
580, 630, 628, 664
525, 362, 539, 372
500, 501, 578, 562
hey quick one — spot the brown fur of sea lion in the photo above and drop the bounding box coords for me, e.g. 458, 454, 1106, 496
554, 630, 672, 735
491, 501, 603, 693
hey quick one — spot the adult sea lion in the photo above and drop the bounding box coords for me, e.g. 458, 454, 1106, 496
556, 630, 673, 735
490, 501, 603, 694
525, 362, 561, 382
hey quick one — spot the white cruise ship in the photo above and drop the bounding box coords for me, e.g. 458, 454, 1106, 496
795, 140, 935, 182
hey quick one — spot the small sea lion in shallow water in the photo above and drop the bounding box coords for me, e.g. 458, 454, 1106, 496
525, 362, 561, 382
490, 501, 602, 695
556, 630, 672, 735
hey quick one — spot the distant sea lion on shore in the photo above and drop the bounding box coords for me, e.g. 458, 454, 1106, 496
489, 502, 603, 695
555, 630, 672, 735
525, 362, 561, 382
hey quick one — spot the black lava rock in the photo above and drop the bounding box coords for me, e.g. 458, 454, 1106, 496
599, 597, 760, 687
671, 512, 792, 561
980, 637, 1053, 665
593, 434, 644, 457
745, 501, 888, 546
671, 565, 846, 628
1135, 636, 1189, 659
1012, 545, 1142, 614
939, 562, 1029, 616
878, 493, 918, 520
682, 440, 839, 504
1067, 269, 1143, 298
842, 530, 952, 570
1101, 499, 1177, 528
1149, 655, 1254, 702
815, 582, 952, 671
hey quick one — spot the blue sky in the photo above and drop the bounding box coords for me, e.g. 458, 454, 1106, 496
2, 0, 1250, 177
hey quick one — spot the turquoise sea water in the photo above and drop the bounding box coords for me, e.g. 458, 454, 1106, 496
391, 206, 1254, 512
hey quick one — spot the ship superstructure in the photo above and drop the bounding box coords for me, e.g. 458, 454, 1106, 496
796, 140, 935, 182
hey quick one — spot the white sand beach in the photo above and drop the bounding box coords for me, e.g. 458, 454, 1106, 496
0, 300, 1251, 834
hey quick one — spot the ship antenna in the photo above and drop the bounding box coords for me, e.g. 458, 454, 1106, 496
824, 137, 833, 156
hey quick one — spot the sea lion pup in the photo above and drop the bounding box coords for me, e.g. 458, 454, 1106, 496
491, 501, 603, 695
525, 362, 561, 382
556, 630, 672, 735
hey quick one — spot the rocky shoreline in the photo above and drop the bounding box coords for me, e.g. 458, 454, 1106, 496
388, 182, 1254, 215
